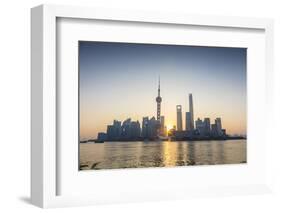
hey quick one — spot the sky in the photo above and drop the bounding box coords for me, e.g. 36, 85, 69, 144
79, 41, 247, 139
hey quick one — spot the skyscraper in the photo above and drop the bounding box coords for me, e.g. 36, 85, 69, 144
195, 118, 204, 135
160, 115, 165, 136
142, 117, 149, 138
185, 112, 191, 131
147, 117, 158, 139
211, 124, 218, 136
155, 77, 162, 121
189, 93, 194, 130
113, 120, 122, 138
204, 118, 211, 135
121, 118, 131, 139
107, 125, 115, 140
176, 105, 183, 131
142, 116, 158, 139
195, 117, 211, 136
215, 118, 223, 136
186, 94, 194, 131
106, 120, 121, 140
130, 121, 141, 139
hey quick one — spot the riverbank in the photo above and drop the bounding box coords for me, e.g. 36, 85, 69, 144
80, 136, 246, 143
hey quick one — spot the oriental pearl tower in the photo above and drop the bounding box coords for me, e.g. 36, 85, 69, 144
156, 77, 162, 121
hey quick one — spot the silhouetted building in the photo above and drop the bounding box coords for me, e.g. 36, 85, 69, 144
104, 119, 141, 140
130, 121, 141, 139
142, 117, 149, 138
195, 117, 211, 136
210, 118, 225, 137
147, 117, 158, 139
106, 120, 122, 140
121, 118, 132, 139
176, 105, 183, 131
163, 126, 167, 137
106, 125, 114, 140
174, 130, 188, 140
211, 124, 218, 136
113, 120, 122, 137
195, 118, 205, 136
186, 94, 194, 131
189, 93, 194, 130
160, 115, 166, 136
215, 118, 223, 136
141, 116, 159, 139
97, 132, 107, 141
155, 77, 162, 121
185, 112, 191, 131
204, 118, 211, 135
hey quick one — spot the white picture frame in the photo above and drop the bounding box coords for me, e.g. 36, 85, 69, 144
31, 4, 274, 208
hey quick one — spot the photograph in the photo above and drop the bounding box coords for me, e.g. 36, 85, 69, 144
79, 41, 247, 170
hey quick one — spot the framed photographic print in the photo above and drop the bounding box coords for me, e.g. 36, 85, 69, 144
31, 4, 274, 208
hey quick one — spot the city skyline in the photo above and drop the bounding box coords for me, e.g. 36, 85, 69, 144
95, 89, 232, 142
79, 41, 246, 140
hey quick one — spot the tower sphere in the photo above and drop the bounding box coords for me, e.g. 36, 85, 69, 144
156, 96, 162, 102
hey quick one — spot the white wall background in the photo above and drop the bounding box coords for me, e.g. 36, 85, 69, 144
0, 0, 280, 212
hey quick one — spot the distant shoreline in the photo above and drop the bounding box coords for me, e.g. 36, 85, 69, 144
80, 136, 246, 143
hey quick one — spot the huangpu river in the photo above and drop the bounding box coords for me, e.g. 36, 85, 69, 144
79, 140, 246, 170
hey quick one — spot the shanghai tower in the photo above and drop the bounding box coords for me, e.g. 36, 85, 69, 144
155, 77, 162, 121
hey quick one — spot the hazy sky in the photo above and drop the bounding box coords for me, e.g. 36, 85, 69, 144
79, 41, 246, 139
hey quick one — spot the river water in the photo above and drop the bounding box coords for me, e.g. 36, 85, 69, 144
79, 140, 246, 170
